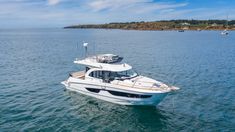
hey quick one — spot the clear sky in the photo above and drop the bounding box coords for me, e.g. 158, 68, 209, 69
0, 0, 234, 28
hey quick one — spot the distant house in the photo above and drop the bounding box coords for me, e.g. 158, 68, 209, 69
211, 23, 218, 26
181, 22, 190, 26
183, 27, 189, 30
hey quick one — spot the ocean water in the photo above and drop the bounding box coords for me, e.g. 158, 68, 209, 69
0, 29, 235, 131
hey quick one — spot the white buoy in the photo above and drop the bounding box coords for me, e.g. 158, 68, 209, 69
83, 42, 88, 57
83, 42, 88, 47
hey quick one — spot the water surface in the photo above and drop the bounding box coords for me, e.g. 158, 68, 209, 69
0, 29, 235, 131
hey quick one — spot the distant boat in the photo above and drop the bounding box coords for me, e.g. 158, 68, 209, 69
221, 29, 229, 35
178, 29, 184, 32
197, 28, 202, 31
221, 15, 229, 35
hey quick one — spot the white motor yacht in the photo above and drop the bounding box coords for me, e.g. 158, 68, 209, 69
61, 44, 179, 106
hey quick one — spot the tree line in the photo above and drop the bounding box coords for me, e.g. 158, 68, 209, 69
65, 20, 235, 30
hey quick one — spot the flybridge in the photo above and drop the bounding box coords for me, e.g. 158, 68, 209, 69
75, 42, 128, 71
74, 54, 131, 72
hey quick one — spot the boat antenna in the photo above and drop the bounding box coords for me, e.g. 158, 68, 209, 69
83, 42, 88, 58
226, 14, 229, 29
77, 42, 79, 57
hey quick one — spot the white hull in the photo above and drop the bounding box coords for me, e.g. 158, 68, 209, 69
62, 81, 168, 106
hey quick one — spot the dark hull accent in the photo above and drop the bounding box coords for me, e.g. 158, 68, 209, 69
85, 88, 100, 93
107, 90, 152, 98
84, 87, 152, 98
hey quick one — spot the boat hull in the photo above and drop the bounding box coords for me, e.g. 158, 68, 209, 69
61, 81, 168, 106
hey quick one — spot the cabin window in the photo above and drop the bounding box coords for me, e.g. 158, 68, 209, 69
89, 70, 138, 82
89, 71, 103, 79
109, 72, 117, 81
89, 71, 112, 82
103, 71, 110, 83
107, 90, 152, 98
117, 70, 138, 78
109, 69, 138, 80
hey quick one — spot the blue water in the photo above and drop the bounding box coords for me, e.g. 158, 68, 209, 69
0, 29, 235, 131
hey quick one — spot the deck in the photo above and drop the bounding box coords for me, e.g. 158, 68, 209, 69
70, 71, 85, 79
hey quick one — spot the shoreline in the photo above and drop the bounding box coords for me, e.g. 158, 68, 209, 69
64, 20, 235, 31
64, 28, 235, 31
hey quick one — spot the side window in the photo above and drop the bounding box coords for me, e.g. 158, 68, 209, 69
109, 72, 117, 81
97, 71, 103, 79
89, 71, 103, 79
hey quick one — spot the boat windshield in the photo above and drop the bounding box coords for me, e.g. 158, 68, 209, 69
110, 69, 138, 80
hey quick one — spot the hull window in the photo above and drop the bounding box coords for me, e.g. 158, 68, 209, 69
107, 90, 152, 98
85, 88, 100, 93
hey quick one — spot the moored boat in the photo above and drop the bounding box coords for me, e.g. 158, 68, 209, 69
221, 29, 229, 35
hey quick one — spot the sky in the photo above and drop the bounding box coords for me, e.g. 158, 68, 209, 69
0, 0, 234, 28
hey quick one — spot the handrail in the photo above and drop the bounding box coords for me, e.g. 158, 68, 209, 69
116, 83, 165, 91
131, 76, 144, 88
